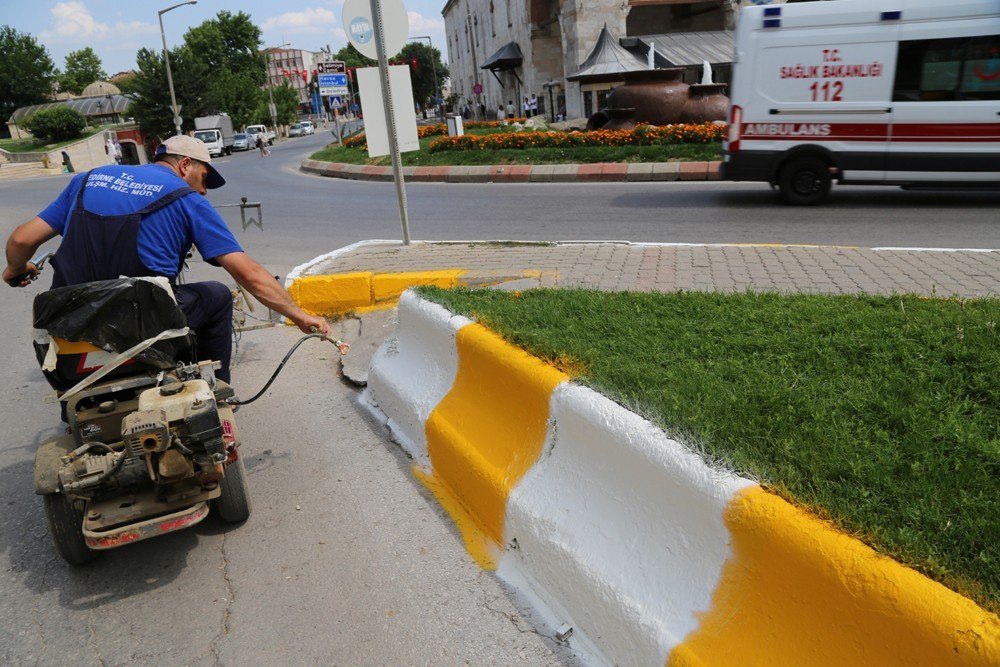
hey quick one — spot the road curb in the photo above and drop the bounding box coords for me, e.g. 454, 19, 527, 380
301, 158, 722, 183
362, 291, 1000, 666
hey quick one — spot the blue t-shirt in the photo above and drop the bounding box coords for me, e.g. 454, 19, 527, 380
38, 164, 242, 277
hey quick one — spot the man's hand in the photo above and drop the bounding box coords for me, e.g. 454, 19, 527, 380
3, 262, 39, 288
294, 313, 331, 336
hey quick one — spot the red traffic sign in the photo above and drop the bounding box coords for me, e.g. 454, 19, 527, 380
473, 83, 483, 95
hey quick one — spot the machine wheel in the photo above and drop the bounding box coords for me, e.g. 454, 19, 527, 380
777, 157, 832, 205
215, 455, 252, 523
43, 494, 98, 565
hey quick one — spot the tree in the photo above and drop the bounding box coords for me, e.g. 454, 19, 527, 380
127, 46, 210, 137
25, 107, 87, 142
58, 47, 107, 95
0, 26, 57, 123
393, 43, 449, 106
333, 44, 375, 70
183, 11, 265, 130
270, 82, 299, 126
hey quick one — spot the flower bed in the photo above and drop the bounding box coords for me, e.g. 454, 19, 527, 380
343, 119, 528, 149
428, 124, 725, 152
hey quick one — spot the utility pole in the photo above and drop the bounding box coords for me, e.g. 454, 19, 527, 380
158, 1, 197, 136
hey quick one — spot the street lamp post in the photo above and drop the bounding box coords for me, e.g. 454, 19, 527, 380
266, 42, 291, 138
158, 1, 197, 136
409, 36, 439, 118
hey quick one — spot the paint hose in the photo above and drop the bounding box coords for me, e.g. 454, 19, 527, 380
227, 332, 349, 407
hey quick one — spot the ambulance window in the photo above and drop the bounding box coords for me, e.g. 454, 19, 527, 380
894, 35, 1000, 102
959, 36, 1000, 100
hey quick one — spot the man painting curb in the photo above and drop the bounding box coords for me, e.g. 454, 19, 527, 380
4, 135, 329, 386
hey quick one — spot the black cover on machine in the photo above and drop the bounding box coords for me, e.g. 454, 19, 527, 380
33, 278, 190, 369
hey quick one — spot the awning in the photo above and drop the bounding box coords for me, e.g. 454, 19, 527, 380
480, 42, 524, 71
568, 26, 647, 82
630, 31, 735, 68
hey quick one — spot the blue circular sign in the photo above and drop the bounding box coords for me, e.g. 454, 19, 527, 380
349, 17, 373, 45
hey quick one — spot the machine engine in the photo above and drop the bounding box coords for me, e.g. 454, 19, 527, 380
58, 378, 228, 499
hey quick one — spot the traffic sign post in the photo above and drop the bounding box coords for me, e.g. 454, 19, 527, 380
318, 61, 350, 97
344, 0, 412, 245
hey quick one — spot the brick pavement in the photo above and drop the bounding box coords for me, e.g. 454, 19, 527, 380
298, 241, 1000, 299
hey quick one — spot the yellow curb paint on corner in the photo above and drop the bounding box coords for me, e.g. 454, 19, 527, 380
425, 323, 568, 554
288, 269, 469, 316
288, 272, 373, 316
371, 270, 466, 302
413, 465, 500, 569
669, 485, 1000, 666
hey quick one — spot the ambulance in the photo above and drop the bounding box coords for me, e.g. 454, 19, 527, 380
721, 0, 1000, 204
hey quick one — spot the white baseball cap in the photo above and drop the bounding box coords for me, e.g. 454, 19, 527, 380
155, 135, 226, 189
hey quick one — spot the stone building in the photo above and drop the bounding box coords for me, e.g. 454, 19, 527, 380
442, 0, 742, 121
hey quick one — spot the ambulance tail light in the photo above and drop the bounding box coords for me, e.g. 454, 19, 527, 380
727, 105, 742, 152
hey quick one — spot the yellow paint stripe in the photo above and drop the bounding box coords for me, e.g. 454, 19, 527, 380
424, 323, 568, 563
287, 272, 372, 316
670, 486, 1000, 666
371, 270, 465, 302
288, 269, 468, 316
413, 465, 500, 569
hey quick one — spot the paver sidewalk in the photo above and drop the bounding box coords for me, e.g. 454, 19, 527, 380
300, 241, 1000, 298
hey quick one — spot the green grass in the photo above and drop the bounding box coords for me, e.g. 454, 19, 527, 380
310, 134, 720, 166
0, 127, 103, 153
417, 287, 1000, 612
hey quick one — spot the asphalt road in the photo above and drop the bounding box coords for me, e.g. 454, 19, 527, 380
0, 129, 996, 665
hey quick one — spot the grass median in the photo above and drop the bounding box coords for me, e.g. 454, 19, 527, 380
418, 286, 1000, 612
310, 137, 721, 166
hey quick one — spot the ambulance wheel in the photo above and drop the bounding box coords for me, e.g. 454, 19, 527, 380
215, 455, 252, 523
43, 494, 98, 565
778, 157, 832, 205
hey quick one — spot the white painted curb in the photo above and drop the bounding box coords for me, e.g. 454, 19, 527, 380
502, 383, 753, 665
364, 291, 471, 464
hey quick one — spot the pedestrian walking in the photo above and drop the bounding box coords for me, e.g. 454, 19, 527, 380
529, 94, 538, 118
112, 140, 123, 165
506, 100, 515, 119
523, 97, 531, 118
497, 105, 507, 125
256, 134, 269, 157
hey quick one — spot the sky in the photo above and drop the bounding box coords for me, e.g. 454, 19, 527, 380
1, 0, 449, 77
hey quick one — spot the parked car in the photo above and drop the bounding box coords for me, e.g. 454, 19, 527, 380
289, 123, 307, 137
232, 133, 250, 151
300, 120, 315, 135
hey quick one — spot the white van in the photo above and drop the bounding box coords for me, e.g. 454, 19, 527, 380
722, 0, 1000, 204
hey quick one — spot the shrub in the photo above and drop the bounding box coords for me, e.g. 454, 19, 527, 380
343, 119, 529, 149
25, 107, 88, 142
427, 123, 725, 152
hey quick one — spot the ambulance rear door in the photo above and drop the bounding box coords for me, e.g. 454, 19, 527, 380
745, 3, 899, 183
888, 1, 1000, 184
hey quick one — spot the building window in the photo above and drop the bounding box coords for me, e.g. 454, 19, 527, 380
474, 16, 479, 47
489, 1, 496, 37
893, 34, 1000, 102
506, 0, 512, 27
465, 24, 470, 52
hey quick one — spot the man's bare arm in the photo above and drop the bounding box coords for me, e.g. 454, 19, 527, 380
214, 251, 330, 335
3, 218, 58, 287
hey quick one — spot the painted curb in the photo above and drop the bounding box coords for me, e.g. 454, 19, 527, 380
287, 268, 464, 316
300, 159, 722, 183
364, 291, 1000, 666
